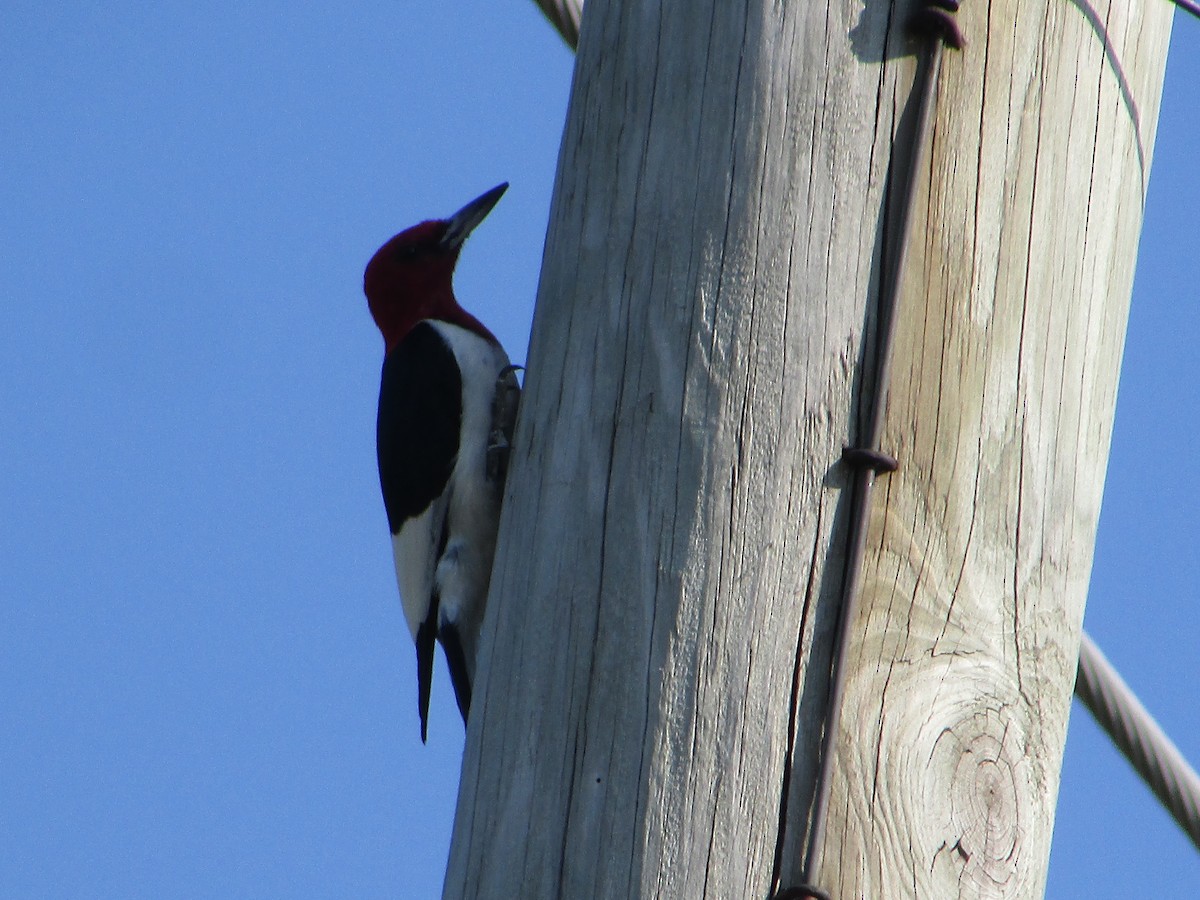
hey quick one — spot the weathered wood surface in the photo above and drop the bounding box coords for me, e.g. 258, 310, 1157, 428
445, 1, 1173, 897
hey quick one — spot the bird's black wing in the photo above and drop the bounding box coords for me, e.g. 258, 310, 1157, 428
377, 322, 462, 740
377, 322, 462, 533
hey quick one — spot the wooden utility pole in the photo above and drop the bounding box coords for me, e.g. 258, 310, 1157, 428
445, 2, 1173, 897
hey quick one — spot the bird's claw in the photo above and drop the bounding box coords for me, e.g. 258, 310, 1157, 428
486, 365, 523, 483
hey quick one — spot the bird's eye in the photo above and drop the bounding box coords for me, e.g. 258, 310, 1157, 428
395, 245, 421, 261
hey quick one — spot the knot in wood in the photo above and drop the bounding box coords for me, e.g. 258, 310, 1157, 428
941, 730, 1022, 886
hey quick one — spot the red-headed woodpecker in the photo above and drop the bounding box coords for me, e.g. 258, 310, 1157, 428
363, 183, 519, 742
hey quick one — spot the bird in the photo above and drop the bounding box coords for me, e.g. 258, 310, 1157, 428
363, 183, 520, 742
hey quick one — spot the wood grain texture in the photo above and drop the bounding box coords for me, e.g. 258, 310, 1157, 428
803, 1, 1174, 897
444, 1, 1173, 898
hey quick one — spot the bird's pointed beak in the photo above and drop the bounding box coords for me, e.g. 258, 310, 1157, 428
440, 183, 509, 250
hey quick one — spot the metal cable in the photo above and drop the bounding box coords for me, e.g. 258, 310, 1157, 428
1075, 632, 1200, 851
531, 0, 582, 48
1172, 0, 1200, 19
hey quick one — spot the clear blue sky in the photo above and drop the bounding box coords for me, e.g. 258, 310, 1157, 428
1, 3, 1196, 897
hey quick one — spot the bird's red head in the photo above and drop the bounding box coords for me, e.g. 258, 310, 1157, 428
363, 183, 507, 352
